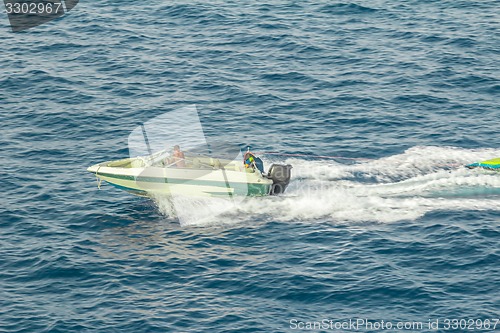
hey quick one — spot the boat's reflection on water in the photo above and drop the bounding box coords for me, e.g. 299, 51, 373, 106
92, 200, 269, 266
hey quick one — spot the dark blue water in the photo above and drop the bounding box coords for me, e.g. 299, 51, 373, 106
1, 1, 499, 332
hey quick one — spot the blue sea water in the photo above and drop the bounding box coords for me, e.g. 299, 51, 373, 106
1, 0, 499, 332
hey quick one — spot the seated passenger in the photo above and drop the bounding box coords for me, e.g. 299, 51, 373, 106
172, 145, 186, 168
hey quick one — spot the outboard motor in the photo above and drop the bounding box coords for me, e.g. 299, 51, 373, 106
267, 164, 292, 195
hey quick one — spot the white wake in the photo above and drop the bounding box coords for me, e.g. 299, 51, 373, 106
153, 146, 500, 226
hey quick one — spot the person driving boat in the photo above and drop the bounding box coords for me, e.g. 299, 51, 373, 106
244, 150, 264, 174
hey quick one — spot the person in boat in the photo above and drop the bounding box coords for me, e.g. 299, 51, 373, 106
165, 145, 186, 167
244, 150, 264, 174
172, 145, 186, 167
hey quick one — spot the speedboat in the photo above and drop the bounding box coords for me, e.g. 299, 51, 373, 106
87, 150, 292, 198
466, 158, 500, 171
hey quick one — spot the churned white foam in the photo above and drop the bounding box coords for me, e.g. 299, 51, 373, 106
235, 185, 500, 224
286, 146, 500, 183
152, 193, 248, 227
153, 146, 500, 226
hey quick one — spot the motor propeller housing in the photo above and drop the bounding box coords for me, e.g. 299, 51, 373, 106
267, 164, 293, 195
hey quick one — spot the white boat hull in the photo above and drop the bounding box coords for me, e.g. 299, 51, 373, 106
87, 157, 273, 198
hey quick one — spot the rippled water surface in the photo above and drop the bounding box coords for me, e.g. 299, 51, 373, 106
1, 1, 499, 332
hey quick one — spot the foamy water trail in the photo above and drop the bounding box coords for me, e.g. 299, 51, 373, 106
290, 146, 500, 182
153, 146, 500, 226
153, 194, 244, 227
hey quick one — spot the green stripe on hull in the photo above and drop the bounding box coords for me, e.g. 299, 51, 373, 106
93, 172, 271, 196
